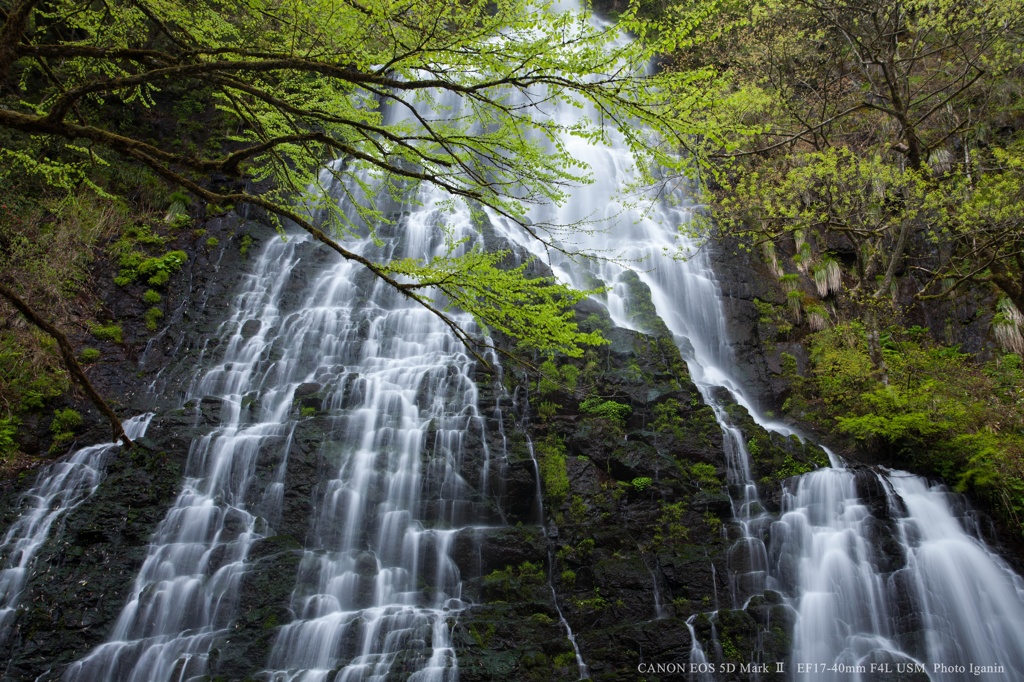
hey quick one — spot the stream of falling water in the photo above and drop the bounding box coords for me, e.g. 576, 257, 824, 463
260, 187, 490, 682
63, 232, 307, 681
0, 414, 153, 650
59, 156, 507, 680
481, 7, 1024, 680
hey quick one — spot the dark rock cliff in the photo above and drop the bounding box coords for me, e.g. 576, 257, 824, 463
0, 214, 266, 679
0, 215, 1020, 681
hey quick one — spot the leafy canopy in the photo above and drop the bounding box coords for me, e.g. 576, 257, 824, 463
0, 0, 724, 359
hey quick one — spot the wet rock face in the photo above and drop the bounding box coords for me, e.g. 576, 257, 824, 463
0, 413, 191, 679
0, 235, 800, 682
455, 302, 793, 681
708, 237, 789, 413
4, 212, 996, 681
0, 216, 269, 680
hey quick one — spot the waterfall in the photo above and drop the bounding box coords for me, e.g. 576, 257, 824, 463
887, 474, 1024, 675
770, 468, 1024, 679
475, 7, 1024, 681
63, 233, 307, 681
0, 414, 153, 648
493, 85, 1024, 676
60, 147, 505, 678
260, 188, 490, 682
3, 1, 1023, 679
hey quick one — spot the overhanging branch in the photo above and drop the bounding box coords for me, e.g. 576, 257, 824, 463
0, 283, 133, 447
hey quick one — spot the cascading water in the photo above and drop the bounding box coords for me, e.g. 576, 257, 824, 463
771, 467, 1024, 680
479, 6, 1024, 680
63, 233, 307, 681
0, 414, 153, 648
887, 474, 1024, 675
62, 126, 505, 679
260, 187, 492, 681
4, 1, 1024, 679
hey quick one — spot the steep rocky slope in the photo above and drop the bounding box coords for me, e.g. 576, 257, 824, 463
1, 213, 1020, 681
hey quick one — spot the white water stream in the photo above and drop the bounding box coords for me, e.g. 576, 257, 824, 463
59, 157, 506, 680
478, 7, 1024, 680
260, 186, 490, 682
63, 232, 307, 681
0, 414, 153, 648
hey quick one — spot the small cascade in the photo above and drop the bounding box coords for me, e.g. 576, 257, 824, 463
64, 234, 308, 681
522, 425, 590, 679
261, 191, 488, 682
771, 468, 900, 676
886, 473, 1024, 676
0, 414, 154, 646
646, 559, 669, 620
549, 580, 590, 681
685, 615, 713, 681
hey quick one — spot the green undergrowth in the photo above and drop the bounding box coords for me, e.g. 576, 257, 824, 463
0, 182, 188, 467
0, 332, 71, 466
49, 408, 83, 454
483, 561, 545, 601
785, 322, 1024, 534
535, 433, 569, 508
579, 396, 631, 427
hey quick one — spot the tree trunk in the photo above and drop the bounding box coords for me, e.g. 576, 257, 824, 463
0, 0, 43, 81
863, 304, 889, 385
990, 261, 1024, 315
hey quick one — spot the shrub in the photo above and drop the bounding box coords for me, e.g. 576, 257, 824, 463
0, 333, 68, 412
553, 652, 577, 669
50, 408, 83, 434
137, 250, 188, 287
689, 462, 720, 487
536, 433, 569, 507
50, 408, 83, 452
789, 322, 1024, 534
0, 415, 19, 460
568, 495, 587, 524
79, 348, 101, 363
560, 364, 580, 391
579, 396, 631, 427
537, 359, 560, 395
631, 476, 653, 491
144, 306, 164, 331
654, 501, 689, 549
535, 400, 559, 421
90, 323, 123, 344
483, 561, 545, 600
114, 246, 187, 287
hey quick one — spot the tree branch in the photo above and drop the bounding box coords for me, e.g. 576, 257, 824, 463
0, 283, 132, 447
0, 0, 44, 81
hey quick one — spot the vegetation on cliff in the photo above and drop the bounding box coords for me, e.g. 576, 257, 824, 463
660, 0, 1024, 534
0, 0, 732, 463
0, 0, 725, 359
784, 323, 1024, 528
